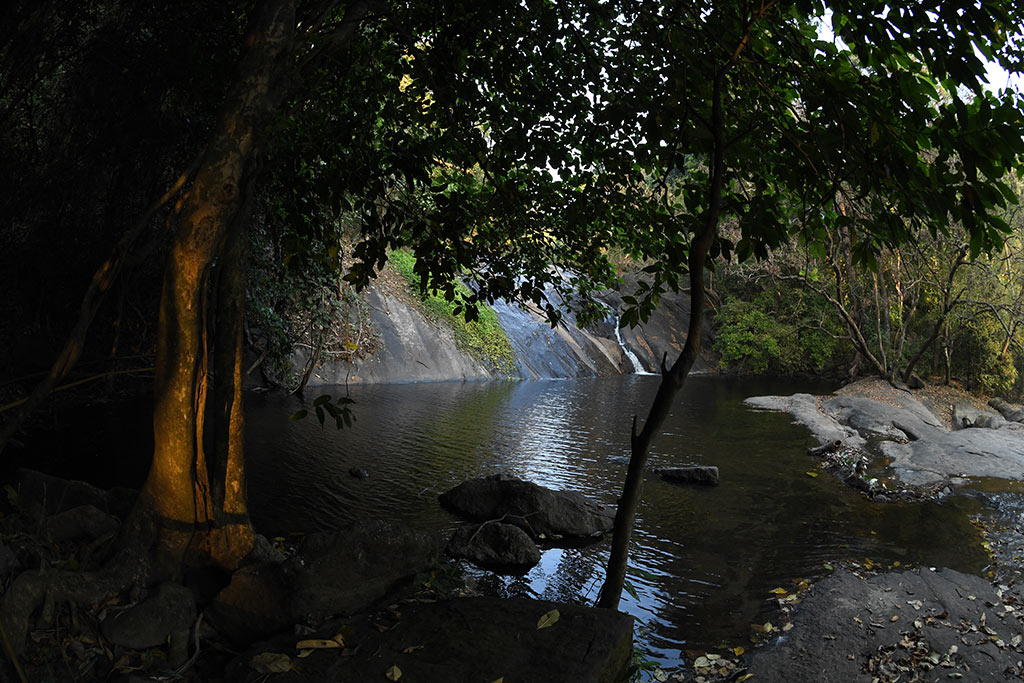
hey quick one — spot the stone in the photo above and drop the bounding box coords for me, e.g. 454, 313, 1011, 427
439, 474, 614, 540
225, 597, 633, 683
989, 398, 1024, 423
0, 542, 18, 580
952, 402, 1005, 430
285, 519, 444, 625
14, 468, 137, 520
102, 582, 196, 650
40, 504, 119, 541
747, 568, 1022, 683
242, 533, 284, 566
445, 522, 541, 569
749, 381, 1024, 487
654, 465, 719, 486
348, 467, 369, 478
205, 563, 291, 645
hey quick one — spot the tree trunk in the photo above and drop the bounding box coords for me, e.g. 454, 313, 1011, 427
597, 71, 725, 610
132, 0, 296, 574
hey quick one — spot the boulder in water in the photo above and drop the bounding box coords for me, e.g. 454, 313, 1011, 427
654, 465, 720, 486
439, 474, 614, 540
446, 522, 541, 569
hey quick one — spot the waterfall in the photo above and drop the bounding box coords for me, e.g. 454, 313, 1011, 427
611, 312, 649, 375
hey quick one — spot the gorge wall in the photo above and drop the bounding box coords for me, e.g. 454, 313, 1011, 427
291, 277, 716, 386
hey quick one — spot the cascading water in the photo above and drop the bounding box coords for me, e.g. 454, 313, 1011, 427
613, 314, 647, 374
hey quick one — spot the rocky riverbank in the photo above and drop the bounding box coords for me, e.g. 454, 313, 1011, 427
745, 377, 1024, 493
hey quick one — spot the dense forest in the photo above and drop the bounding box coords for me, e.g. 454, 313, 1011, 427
2, 0, 1024, 681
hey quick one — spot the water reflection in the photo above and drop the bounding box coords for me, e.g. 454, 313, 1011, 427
244, 376, 993, 668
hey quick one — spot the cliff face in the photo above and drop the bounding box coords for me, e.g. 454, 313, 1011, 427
294, 279, 714, 387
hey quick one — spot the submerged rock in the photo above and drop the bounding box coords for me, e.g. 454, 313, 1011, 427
439, 474, 614, 540
445, 522, 541, 569
654, 465, 720, 486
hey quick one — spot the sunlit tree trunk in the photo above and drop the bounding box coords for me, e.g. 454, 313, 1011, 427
133, 0, 295, 574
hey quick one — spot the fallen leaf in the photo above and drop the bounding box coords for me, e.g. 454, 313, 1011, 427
805, 471, 819, 478
296, 639, 342, 650
653, 669, 669, 682
250, 652, 291, 674
890, 615, 900, 622
537, 609, 560, 629
402, 645, 424, 654
297, 649, 314, 659
783, 623, 793, 632
694, 656, 710, 668
374, 623, 392, 633
823, 563, 834, 571
770, 587, 788, 595
736, 674, 755, 682
733, 646, 745, 656
489, 678, 504, 683
386, 664, 402, 681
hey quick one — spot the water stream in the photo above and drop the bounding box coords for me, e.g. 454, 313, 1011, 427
241, 375, 996, 666
12, 375, 1010, 671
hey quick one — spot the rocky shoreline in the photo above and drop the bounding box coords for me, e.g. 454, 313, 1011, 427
745, 378, 1024, 496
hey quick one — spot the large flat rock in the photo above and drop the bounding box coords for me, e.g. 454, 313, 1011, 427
747, 567, 1023, 682
746, 381, 1024, 486
226, 597, 633, 683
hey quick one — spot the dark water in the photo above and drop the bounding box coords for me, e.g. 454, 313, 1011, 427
243, 375, 993, 665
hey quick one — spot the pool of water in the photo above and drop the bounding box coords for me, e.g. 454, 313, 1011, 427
242, 375, 994, 666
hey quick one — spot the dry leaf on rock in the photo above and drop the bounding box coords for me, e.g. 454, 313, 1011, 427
296, 639, 342, 650
385, 664, 402, 680
537, 609, 560, 629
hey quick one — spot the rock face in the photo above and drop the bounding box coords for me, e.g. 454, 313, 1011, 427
102, 582, 196, 650
225, 597, 634, 683
747, 568, 1023, 682
439, 474, 614, 540
655, 465, 720, 486
207, 520, 443, 644
445, 522, 541, 569
294, 276, 711, 385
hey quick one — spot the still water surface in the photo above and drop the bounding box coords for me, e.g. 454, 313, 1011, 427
245, 375, 992, 665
